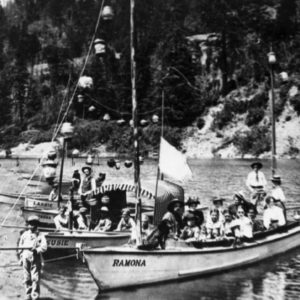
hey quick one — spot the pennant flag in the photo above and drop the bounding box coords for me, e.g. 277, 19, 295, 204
159, 137, 192, 182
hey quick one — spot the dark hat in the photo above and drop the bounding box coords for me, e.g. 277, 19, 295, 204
185, 197, 200, 206
27, 215, 40, 224
98, 173, 106, 181
271, 175, 281, 184
211, 196, 226, 204
251, 161, 263, 169
167, 198, 184, 211
82, 166, 92, 173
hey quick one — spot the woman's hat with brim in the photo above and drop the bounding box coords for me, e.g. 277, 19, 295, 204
271, 175, 281, 185
167, 198, 184, 211
234, 191, 246, 202
251, 161, 263, 169
185, 197, 200, 206
82, 166, 92, 173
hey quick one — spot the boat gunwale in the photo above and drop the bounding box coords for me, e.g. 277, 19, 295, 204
83, 222, 300, 255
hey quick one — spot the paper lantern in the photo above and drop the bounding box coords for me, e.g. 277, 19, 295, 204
61, 122, 74, 139
102, 6, 114, 21
89, 105, 96, 112
152, 114, 159, 123
94, 38, 106, 56
103, 113, 111, 121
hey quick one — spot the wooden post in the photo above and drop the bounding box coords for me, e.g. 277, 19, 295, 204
58, 138, 66, 208
270, 63, 276, 175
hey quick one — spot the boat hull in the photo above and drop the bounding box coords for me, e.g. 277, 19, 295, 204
21, 207, 57, 227
44, 231, 130, 259
83, 224, 300, 291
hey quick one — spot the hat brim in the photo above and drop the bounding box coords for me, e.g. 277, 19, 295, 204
167, 200, 184, 211
82, 166, 92, 173
251, 162, 263, 169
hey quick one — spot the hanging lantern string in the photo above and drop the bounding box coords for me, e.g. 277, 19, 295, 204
51, 0, 106, 141
84, 94, 168, 117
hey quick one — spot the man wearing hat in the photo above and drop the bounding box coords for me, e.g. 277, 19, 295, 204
162, 198, 184, 238
246, 161, 267, 200
79, 166, 96, 208
207, 197, 226, 225
94, 206, 112, 232
116, 208, 137, 242
18, 216, 47, 300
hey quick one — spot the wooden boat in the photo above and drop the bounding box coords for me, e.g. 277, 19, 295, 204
83, 221, 300, 291
44, 230, 130, 258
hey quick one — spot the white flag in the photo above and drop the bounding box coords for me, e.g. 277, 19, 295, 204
159, 137, 192, 182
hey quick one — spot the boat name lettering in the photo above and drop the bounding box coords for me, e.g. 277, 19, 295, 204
112, 259, 146, 267
33, 200, 54, 208
47, 239, 69, 247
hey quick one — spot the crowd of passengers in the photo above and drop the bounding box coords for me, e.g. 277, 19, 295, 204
53, 161, 288, 249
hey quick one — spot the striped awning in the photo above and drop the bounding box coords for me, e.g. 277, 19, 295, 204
94, 183, 154, 199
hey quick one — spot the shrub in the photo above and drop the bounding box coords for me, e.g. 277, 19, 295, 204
290, 94, 300, 115
233, 125, 271, 157
245, 107, 265, 126
196, 118, 205, 130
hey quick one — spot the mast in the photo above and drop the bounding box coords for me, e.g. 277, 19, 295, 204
130, 0, 142, 242
268, 50, 277, 175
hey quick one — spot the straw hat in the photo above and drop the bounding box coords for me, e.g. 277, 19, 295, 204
27, 215, 40, 224
79, 207, 88, 213
100, 206, 109, 212
185, 197, 200, 206
234, 191, 246, 202
271, 175, 281, 185
210, 196, 226, 204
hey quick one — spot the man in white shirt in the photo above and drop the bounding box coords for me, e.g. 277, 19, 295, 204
18, 216, 47, 300
246, 161, 267, 193
263, 196, 286, 230
53, 206, 69, 230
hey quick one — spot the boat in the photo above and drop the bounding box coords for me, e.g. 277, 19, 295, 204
81, 0, 300, 293
83, 221, 300, 291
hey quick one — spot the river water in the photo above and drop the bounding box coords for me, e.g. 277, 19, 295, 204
4, 158, 300, 299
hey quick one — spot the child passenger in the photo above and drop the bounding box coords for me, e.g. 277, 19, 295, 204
206, 208, 223, 239
180, 214, 200, 241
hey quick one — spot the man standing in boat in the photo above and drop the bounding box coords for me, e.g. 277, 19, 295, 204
246, 161, 267, 203
18, 215, 47, 300
78, 166, 96, 208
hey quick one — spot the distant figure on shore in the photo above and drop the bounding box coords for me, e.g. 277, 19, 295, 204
16, 156, 20, 167
18, 215, 47, 300
96, 172, 106, 188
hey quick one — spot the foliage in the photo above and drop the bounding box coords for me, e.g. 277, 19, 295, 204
290, 94, 300, 115
233, 126, 271, 157
245, 107, 265, 126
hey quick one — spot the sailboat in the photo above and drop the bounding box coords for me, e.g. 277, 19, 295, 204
81, 1, 300, 292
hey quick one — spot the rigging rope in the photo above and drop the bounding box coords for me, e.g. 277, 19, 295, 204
51, 0, 106, 141
0, 0, 106, 228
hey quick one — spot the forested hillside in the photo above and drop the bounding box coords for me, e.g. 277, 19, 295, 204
0, 0, 300, 158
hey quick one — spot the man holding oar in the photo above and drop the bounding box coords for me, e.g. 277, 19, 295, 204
18, 215, 47, 300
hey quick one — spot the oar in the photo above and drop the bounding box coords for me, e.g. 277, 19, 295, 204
0, 246, 31, 251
